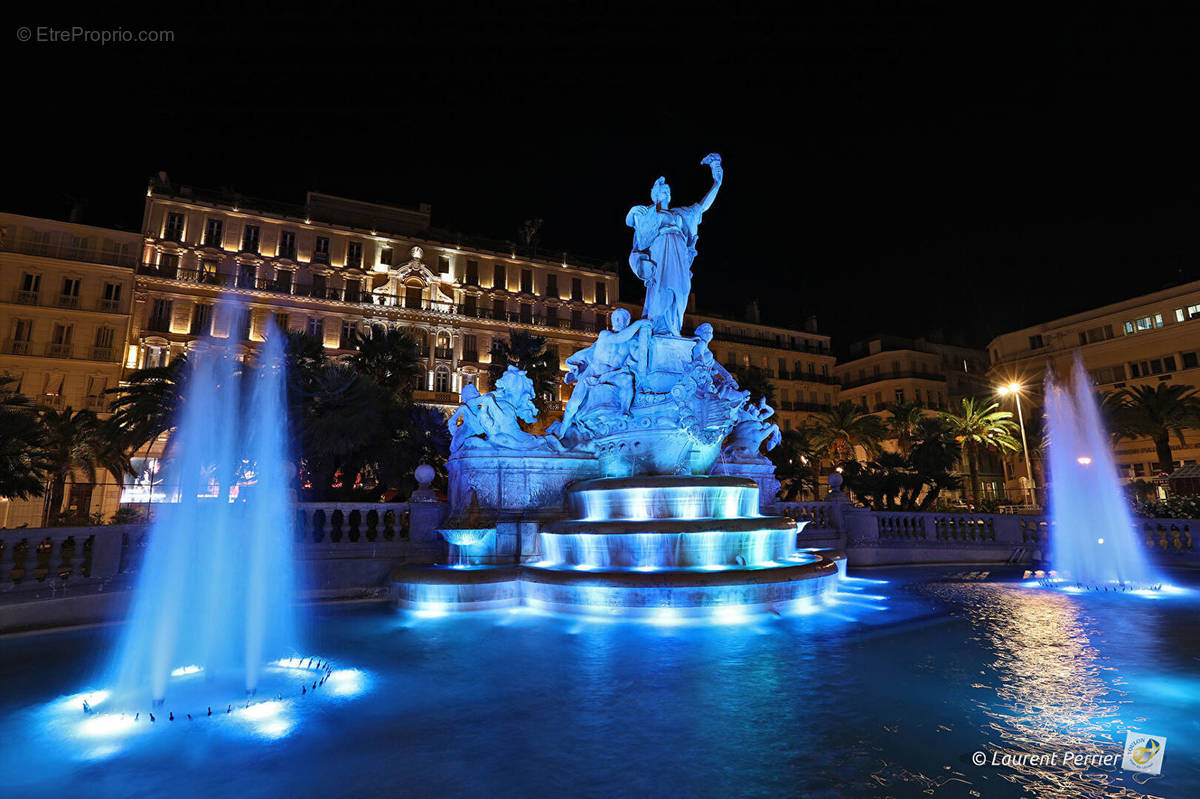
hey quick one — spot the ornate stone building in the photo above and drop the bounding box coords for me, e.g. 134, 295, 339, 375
135, 180, 619, 409
0, 212, 139, 526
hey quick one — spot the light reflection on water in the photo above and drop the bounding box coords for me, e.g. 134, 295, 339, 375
0, 568, 1195, 798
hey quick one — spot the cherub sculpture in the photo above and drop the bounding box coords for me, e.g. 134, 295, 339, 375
722, 396, 782, 461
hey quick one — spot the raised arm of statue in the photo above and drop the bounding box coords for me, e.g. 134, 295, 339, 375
697, 153, 724, 213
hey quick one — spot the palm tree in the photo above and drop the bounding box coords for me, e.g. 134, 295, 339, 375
730, 365, 776, 406
809, 400, 889, 464
106, 356, 188, 454
346, 328, 423, 402
769, 426, 820, 500
883, 400, 924, 456
937, 397, 1020, 503
39, 408, 132, 524
489, 331, 560, 411
1107, 383, 1200, 474
0, 375, 49, 501
298, 364, 387, 496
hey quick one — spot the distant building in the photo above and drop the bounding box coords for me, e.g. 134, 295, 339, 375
136, 179, 618, 410
835, 334, 990, 412
0, 212, 139, 526
988, 279, 1200, 494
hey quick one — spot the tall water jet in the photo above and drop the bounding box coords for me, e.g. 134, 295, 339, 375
1044, 354, 1159, 590
110, 321, 298, 704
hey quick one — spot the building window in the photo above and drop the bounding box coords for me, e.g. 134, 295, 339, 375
546, 273, 558, 298
438, 255, 451, 274
492, 298, 507, 320
313, 236, 330, 265
344, 280, 361, 303
463, 335, 478, 361
148, 299, 172, 332
547, 305, 558, 327
434, 365, 450, 393
199, 259, 218, 283
520, 302, 533, 324
346, 241, 363, 269
340, 320, 357, 349
164, 212, 185, 242
463, 294, 478, 316
493, 263, 507, 290
1164, 355, 1177, 373
101, 282, 122, 313
242, 224, 260, 254
520, 269, 533, 293
405, 283, 423, 309
307, 317, 323, 339
278, 230, 297, 259
1028, 334, 1044, 349
275, 269, 293, 294
571, 277, 583, 300
595, 281, 607, 304
92, 326, 115, 360
159, 253, 180, 278
380, 246, 394, 267
59, 277, 81, 308
192, 303, 213, 335
237, 262, 257, 289
895, 389, 905, 403
1184, 352, 1199, 369
311, 273, 328, 299
597, 312, 608, 330
203, 218, 223, 248
17, 272, 41, 303
465, 259, 479, 286
571, 308, 583, 330
273, 312, 289, 333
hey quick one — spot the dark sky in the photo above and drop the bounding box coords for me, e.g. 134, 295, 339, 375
5, 5, 1199, 352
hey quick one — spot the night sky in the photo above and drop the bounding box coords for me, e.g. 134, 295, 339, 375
6, 5, 1199, 353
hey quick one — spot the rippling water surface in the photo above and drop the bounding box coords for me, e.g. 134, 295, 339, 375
0, 566, 1196, 798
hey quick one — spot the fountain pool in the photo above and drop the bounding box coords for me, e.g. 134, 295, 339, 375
2, 566, 1197, 798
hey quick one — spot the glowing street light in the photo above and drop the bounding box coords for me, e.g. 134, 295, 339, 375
997, 382, 1036, 506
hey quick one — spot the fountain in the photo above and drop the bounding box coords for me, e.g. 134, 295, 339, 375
74, 320, 345, 728
1043, 354, 1161, 591
392, 154, 844, 618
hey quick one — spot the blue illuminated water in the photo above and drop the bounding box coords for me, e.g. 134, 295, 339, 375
1045, 355, 1159, 589
3, 567, 1197, 798
110, 326, 298, 705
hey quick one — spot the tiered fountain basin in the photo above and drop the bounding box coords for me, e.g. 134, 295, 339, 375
391, 476, 844, 619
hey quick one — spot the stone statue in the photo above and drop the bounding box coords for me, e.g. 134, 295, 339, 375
722, 396, 782, 461
448, 366, 564, 453
558, 308, 653, 440
625, 154, 724, 336
690, 323, 743, 401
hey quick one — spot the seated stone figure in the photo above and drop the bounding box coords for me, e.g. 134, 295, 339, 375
448, 366, 564, 453
690, 322, 744, 401
558, 308, 652, 441
722, 396, 782, 462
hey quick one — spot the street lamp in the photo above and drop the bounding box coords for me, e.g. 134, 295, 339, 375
998, 382, 1036, 507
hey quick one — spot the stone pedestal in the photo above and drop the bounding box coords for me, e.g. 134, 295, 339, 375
447, 451, 601, 513
710, 459, 781, 512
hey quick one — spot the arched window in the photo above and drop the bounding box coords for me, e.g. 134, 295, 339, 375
404, 279, 424, 310
434, 365, 450, 393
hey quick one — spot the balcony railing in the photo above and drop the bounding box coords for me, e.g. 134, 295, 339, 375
461, 351, 479, 363
46, 342, 72, 358
58, 294, 80, 309
4, 339, 32, 355
840, 371, 949, 390
434, 347, 454, 359
136, 263, 603, 333
85, 395, 109, 412
0, 237, 138, 268
13, 289, 39, 305
99, 298, 122, 313
146, 317, 171, 333
412, 390, 461, 404
89, 346, 114, 362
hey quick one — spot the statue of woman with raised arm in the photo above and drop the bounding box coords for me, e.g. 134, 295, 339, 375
625, 154, 723, 336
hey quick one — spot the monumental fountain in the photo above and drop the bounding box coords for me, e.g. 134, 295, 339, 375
392, 155, 845, 617
1043, 354, 1161, 591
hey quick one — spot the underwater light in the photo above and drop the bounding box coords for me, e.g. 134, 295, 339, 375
326, 670, 367, 698
238, 700, 285, 721
78, 714, 138, 738
169, 665, 203, 677
1077, 456, 1093, 466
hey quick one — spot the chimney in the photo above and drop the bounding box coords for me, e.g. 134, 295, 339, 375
745, 299, 761, 324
